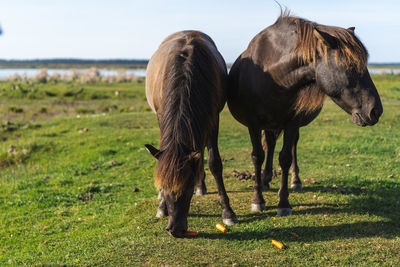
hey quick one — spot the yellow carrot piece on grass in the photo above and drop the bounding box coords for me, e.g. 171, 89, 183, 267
216, 223, 228, 233
271, 240, 286, 249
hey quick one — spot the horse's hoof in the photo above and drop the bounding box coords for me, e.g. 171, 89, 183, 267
251, 203, 267, 212
291, 183, 302, 190
277, 208, 292, 216
156, 208, 167, 218
262, 184, 270, 191
195, 187, 207, 196
223, 217, 239, 226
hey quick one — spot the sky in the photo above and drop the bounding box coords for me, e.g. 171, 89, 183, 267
0, 0, 399, 63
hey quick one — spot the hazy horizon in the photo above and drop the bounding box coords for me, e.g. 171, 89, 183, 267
1, 0, 399, 63
1, 58, 400, 65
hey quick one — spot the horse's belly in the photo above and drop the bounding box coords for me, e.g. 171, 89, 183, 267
228, 96, 293, 130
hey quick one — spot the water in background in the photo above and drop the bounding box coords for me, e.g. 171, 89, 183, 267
0, 67, 399, 80
368, 68, 400, 75
0, 68, 147, 80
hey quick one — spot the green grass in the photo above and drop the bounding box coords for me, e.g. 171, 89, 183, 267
0, 75, 399, 265
0, 80, 149, 123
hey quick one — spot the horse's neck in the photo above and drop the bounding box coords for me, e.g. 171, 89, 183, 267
266, 54, 315, 90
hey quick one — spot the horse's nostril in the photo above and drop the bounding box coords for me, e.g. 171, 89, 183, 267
369, 108, 378, 121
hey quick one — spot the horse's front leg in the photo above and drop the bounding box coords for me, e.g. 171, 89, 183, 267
249, 127, 266, 212
290, 129, 302, 190
277, 125, 298, 216
207, 118, 238, 225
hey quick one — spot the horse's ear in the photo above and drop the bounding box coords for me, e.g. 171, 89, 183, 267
347, 27, 355, 34
313, 28, 338, 49
145, 144, 161, 160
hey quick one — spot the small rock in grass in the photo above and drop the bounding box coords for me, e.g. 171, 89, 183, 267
387, 174, 394, 178
106, 160, 118, 166
133, 187, 140, 193
304, 178, 317, 184
232, 170, 253, 180
222, 157, 234, 162
8, 145, 16, 153
78, 128, 88, 134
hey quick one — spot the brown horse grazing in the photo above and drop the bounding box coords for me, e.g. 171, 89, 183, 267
145, 31, 237, 237
228, 12, 383, 216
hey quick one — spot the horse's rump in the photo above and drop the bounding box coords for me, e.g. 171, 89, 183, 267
146, 31, 227, 196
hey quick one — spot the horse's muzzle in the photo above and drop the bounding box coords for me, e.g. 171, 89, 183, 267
352, 109, 381, 126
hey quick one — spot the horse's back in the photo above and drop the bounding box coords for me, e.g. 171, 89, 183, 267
146, 31, 227, 114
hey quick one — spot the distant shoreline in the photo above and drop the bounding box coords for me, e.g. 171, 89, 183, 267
368, 64, 400, 69
1, 65, 400, 70
0, 64, 148, 69
0, 59, 399, 69
0, 59, 148, 69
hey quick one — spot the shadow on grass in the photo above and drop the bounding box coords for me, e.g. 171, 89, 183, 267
298, 180, 400, 222
190, 179, 400, 240
196, 189, 252, 196
190, 203, 343, 224
273, 179, 399, 222
198, 221, 399, 241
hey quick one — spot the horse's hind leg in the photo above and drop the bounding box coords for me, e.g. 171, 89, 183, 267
195, 171, 207, 196
277, 125, 298, 216
262, 130, 278, 191
249, 127, 266, 212
290, 129, 302, 190
156, 189, 168, 218
207, 118, 238, 225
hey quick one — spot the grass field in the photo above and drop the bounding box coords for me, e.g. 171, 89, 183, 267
0, 75, 399, 266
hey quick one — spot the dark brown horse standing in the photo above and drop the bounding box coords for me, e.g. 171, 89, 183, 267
145, 31, 237, 237
228, 12, 383, 215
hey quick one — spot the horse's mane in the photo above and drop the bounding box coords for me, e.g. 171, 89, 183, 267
277, 11, 368, 73
275, 11, 368, 114
155, 33, 222, 196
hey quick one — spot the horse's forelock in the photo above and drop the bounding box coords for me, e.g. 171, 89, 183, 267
155, 148, 201, 197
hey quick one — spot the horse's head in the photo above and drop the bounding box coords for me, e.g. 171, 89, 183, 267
313, 27, 383, 126
145, 144, 203, 237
